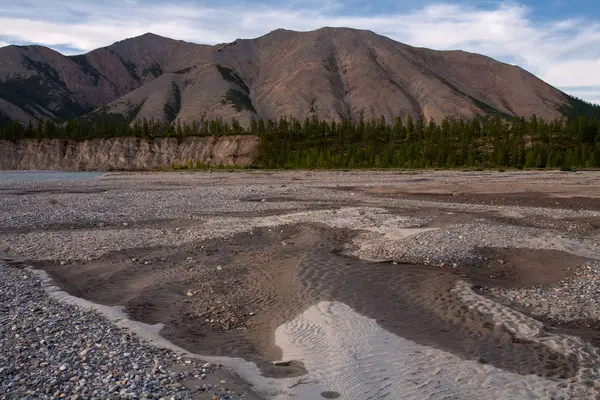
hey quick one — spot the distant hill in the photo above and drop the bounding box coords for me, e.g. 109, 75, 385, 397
0, 28, 595, 125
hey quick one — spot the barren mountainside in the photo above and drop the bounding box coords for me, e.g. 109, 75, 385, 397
0, 28, 581, 126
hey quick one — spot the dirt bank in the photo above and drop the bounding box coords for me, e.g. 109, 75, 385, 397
0, 135, 259, 170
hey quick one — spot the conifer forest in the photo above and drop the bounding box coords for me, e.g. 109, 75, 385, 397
1, 112, 600, 170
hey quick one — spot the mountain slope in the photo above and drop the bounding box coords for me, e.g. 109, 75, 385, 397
0, 34, 210, 123
216, 28, 568, 123
0, 28, 587, 126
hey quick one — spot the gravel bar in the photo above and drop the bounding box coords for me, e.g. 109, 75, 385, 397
2, 170, 600, 399
485, 262, 600, 328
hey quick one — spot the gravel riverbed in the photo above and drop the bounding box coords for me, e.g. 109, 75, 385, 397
1, 170, 600, 399
0, 261, 245, 400
484, 262, 600, 329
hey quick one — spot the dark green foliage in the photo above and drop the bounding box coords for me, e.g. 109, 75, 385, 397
72, 100, 146, 137
216, 65, 250, 93
309, 98, 317, 114
1, 54, 93, 121
430, 73, 511, 118
221, 88, 256, 113
143, 63, 163, 78
0, 111, 11, 125
0, 112, 254, 141
21, 56, 61, 82
560, 93, 600, 119
168, 160, 248, 170
559, 165, 575, 172
116, 54, 139, 82
0, 76, 51, 116
0, 75, 91, 121
70, 55, 103, 86
127, 102, 145, 123
163, 83, 181, 123
2, 113, 600, 171
216, 65, 255, 112
469, 96, 512, 119
0, 55, 93, 121
81, 100, 146, 126
174, 66, 195, 74
253, 114, 600, 169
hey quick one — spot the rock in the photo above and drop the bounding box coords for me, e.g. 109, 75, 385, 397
0, 262, 205, 399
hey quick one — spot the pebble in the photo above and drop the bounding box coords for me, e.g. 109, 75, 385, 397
0, 262, 221, 399
1, 171, 599, 397
486, 262, 600, 327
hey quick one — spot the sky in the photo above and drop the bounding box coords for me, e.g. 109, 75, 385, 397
0, 0, 599, 104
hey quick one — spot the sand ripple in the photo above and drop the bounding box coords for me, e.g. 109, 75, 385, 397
275, 301, 581, 400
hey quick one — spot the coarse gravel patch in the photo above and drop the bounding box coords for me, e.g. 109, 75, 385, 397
484, 262, 600, 329
0, 261, 248, 400
350, 221, 600, 267
3, 170, 600, 399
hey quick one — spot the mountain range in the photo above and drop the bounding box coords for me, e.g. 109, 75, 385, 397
0, 27, 586, 126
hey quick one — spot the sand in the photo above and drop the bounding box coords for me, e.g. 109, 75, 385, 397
2, 170, 600, 399
275, 301, 570, 400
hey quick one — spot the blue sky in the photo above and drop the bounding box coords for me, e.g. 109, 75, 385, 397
0, 0, 599, 103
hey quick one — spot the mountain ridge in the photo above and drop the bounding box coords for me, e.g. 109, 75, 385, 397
0, 27, 587, 126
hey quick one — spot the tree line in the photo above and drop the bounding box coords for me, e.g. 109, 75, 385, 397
1, 114, 600, 169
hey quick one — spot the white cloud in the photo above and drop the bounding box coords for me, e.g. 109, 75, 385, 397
0, 1, 599, 104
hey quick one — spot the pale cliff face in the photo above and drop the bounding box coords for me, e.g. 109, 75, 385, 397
0, 136, 259, 171
0, 28, 569, 126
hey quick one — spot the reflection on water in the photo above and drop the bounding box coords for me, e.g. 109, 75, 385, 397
0, 171, 105, 182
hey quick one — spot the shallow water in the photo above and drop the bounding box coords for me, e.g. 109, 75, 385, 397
0, 170, 104, 182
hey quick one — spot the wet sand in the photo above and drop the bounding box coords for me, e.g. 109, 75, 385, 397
38, 224, 588, 381
2, 170, 600, 399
